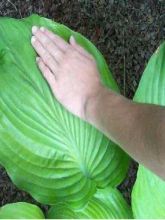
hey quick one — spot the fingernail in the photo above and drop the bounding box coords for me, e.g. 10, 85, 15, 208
40, 27, 45, 32
31, 36, 36, 44
36, 57, 40, 62
70, 35, 76, 44
32, 26, 38, 34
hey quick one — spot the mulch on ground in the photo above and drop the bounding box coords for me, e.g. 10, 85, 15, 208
0, 0, 164, 210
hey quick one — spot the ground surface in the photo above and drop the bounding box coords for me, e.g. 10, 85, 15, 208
0, 0, 164, 211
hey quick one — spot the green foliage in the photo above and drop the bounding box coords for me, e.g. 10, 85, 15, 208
2, 14, 165, 219
47, 187, 133, 219
0, 202, 44, 219
0, 14, 129, 210
0, 188, 133, 219
132, 42, 165, 218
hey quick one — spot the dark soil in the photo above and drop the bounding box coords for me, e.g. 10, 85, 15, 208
0, 0, 164, 212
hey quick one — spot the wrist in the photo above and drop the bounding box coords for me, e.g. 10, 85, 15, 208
85, 85, 125, 124
84, 85, 105, 123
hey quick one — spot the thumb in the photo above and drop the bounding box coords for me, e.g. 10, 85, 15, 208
69, 35, 76, 45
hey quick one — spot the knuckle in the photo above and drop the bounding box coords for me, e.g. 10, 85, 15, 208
63, 47, 79, 64
67, 46, 77, 55
34, 39, 40, 47
46, 41, 54, 49
42, 51, 50, 61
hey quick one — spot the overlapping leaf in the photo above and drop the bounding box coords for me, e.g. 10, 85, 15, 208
132, 42, 165, 218
0, 14, 129, 208
47, 187, 133, 219
0, 202, 44, 219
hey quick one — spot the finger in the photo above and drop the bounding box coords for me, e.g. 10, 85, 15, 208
31, 36, 58, 74
32, 26, 63, 63
69, 36, 93, 60
36, 57, 58, 89
40, 27, 69, 51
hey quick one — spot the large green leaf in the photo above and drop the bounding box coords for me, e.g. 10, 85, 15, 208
132, 42, 165, 218
47, 187, 133, 219
0, 202, 45, 219
0, 14, 129, 208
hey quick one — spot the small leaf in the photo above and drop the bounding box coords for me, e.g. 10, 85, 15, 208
0, 14, 129, 208
0, 202, 45, 219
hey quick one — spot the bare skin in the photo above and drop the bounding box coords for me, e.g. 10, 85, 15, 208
31, 26, 165, 180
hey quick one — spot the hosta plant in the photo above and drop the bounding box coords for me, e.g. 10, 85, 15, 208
0, 14, 130, 211
0, 188, 132, 219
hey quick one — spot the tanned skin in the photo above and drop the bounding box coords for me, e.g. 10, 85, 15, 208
31, 26, 165, 180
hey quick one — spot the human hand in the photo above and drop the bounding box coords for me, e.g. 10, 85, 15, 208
31, 26, 103, 120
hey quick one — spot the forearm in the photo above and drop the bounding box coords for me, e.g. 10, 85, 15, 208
86, 86, 165, 179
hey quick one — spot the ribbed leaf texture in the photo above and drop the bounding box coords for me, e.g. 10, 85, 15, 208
47, 187, 133, 219
0, 202, 44, 219
0, 14, 129, 208
132, 42, 165, 218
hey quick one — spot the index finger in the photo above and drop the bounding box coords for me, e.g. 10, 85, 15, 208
40, 27, 69, 51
